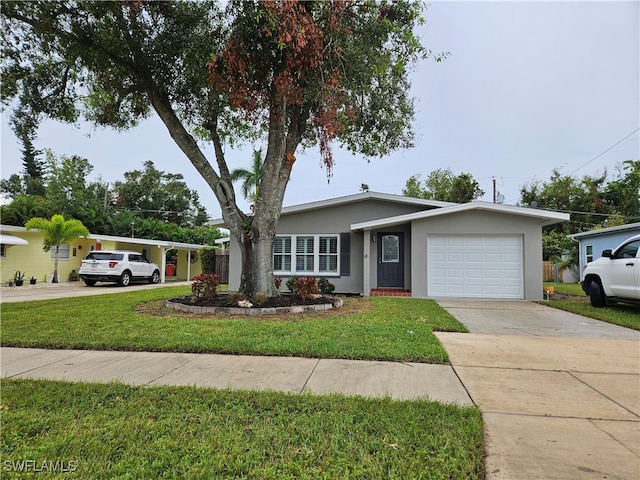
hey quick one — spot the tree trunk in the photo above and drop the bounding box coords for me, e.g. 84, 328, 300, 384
52, 245, 60, 283
149, 92, 305, 300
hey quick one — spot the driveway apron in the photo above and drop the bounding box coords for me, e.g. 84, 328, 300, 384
435, 299, 640, 480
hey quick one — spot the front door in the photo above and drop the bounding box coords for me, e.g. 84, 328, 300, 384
377, 232, 404, 287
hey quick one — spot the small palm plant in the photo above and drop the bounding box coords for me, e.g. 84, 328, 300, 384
25, 214, 90, 283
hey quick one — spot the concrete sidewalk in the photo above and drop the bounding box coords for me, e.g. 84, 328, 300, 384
0, 347, 473, 405
435, 299, 640, 480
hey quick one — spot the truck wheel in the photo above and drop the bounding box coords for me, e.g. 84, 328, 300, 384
589, 280, 607, 308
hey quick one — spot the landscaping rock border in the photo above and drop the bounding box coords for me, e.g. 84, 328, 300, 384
165, 296, 344, 315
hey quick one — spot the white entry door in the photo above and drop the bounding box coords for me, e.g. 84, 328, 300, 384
428, 235, 524, 299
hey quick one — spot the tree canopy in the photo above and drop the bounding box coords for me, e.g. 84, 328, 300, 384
403, 168, 485, 203
519, 160, 640, 233
2, 0, 440, 297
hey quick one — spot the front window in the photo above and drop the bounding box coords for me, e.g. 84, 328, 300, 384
585, 245, 593, 263
319, 236, 338, 273
296, 236, 314, 272
274, 234, 339, 276
273, 237, 292, 271
51, 244, 70, 260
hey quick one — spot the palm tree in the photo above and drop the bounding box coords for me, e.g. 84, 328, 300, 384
230, 148, 264, 203
25, 214, 90, 283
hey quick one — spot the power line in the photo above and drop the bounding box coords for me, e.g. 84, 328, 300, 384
568, 128, 640, 175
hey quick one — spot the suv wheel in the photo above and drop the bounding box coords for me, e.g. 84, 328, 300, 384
150, 269, 160, 284
84, 280, 97, 287
589, 280, 607, 308
119, 270, 132, 287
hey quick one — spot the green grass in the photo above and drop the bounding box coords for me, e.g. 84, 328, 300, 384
0, 379, 484, 479
542, 282, 640, 331
0, 286, 467, 363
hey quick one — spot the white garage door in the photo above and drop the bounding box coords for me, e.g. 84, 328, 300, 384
428, 235, 523, 299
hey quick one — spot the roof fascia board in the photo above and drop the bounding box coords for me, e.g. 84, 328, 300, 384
0, 225, 206, 250
351, 202, 569, 231
570, 222, 640, 240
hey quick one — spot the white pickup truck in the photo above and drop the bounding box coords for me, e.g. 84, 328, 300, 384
580, 233, 640, 307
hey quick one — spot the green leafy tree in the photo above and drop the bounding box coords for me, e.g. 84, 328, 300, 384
230, 149, 264, 203
0, 174, 25, 200
2, 0, 442, 298
25, 214, 89, 283
603, 160, 640, 220
0, 194, 55, 226
44, 150, 109, 225
113, 160, 207, 226
403, 168, 484, 202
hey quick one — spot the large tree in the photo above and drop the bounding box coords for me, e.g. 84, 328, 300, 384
1, 0, 439, 298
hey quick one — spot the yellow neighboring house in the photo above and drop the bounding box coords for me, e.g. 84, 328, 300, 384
0, 224, 206, 285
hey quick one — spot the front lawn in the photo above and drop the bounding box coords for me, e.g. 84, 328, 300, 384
0, 286, 467, 363
542, 282, 640, 331
0, 379, 485, 479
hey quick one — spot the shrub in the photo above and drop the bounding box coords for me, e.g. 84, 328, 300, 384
317, 277, 335, 295
273, 276, 282, 292
293, 277, 318, 300
254, 292, 269, 305
285, 276, 298, 295
199, 247, 218, 274
230, 292, 246, 304
191, 273, 219, 301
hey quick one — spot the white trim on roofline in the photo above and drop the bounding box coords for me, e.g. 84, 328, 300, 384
208, 191, 457, 226
351, 201, 570, 231
569, 222, 640, 240
0, 225, 207, 251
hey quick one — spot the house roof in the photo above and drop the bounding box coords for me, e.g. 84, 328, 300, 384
0, 233, 29, 246
0, 225, 207, 251
208, 191, 457, 227
351, 201, 570, 231
569, 222, 640, 240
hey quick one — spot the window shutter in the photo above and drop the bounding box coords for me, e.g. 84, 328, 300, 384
340, 232, 350, 276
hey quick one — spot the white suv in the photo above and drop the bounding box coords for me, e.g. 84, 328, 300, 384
78, 250, 161, 287
580, 234, 640, 307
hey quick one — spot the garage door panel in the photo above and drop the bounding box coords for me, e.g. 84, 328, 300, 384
428, 235, 523, 299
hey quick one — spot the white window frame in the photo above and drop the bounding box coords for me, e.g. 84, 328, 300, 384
51, 243, 71, 260
274, 234, 340, 276
585, 244, 593, 263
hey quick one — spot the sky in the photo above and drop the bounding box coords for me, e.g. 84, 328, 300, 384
1, 1, 639, 220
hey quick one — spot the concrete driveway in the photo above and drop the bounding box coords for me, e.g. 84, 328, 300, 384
0, 280, 191, 303
435, 299, 640, 480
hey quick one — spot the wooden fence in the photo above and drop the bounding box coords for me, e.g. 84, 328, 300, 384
213, 250, 229, 285
543, 261, 562, 282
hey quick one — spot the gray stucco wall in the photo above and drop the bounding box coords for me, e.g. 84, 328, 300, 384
227, 199, 434, 294
410, 210, 544, 301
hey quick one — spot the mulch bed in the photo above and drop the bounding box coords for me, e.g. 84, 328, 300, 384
168, 293, 335, 309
